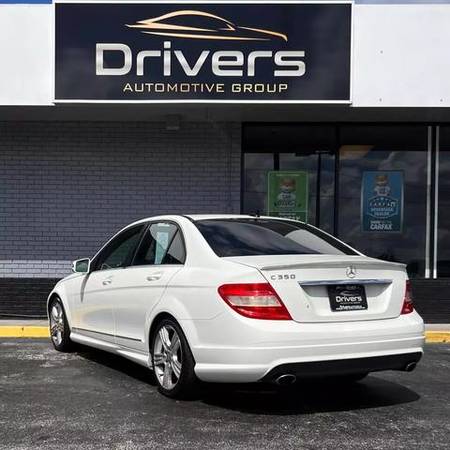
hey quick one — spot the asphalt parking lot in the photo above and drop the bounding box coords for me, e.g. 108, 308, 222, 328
0, 341, 449, 450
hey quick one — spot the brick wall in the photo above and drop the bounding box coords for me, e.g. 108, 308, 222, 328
0, 121, 241, 281
1, 120, 447, 322
0, 278, 58, 317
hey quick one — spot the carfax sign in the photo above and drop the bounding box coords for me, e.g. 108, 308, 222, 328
267, 171, 309, 222
361, 171, 404, 233
54, 1, 352, 102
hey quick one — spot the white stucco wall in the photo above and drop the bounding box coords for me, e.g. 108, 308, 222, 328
0, 5, 53, 105
1, 2, 450, 107
352, 3, 450, 106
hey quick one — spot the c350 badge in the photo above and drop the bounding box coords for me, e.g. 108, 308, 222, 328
270, 274, 296, 281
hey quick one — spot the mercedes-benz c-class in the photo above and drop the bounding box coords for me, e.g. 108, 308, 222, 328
48, 215, 424, 398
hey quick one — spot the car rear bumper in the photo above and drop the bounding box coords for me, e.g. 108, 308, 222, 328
260, 352, 422, 383
189, 311, 425, 383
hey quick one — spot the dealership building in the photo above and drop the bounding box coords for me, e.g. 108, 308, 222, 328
1, 0, 450, 322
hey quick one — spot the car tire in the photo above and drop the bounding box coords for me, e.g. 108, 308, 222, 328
151, 318, 198, 399
48, 297, 74, 352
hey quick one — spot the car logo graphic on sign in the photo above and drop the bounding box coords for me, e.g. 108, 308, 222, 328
126, 9, 288, 41
346, 266, 356, 278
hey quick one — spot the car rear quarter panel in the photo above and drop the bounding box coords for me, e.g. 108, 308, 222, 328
147, 261, 266, 349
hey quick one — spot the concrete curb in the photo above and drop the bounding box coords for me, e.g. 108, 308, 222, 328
0, 327, 449, 342
425, 331, 450, 343
0, 326, 50, 338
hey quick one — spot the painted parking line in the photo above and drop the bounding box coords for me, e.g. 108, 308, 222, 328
0, 326, 449, 342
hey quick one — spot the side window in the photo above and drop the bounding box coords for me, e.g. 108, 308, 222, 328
133, 222, 186, 266
163, 231, 185, 265
94, 225, 144, 271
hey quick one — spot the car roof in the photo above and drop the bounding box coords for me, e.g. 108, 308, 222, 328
185, 214, 258, 221
126, 214, 306, 227
125, 214, 254, 226
185, 215, 310, 225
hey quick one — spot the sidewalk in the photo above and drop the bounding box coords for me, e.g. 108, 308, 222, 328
0, 320, 449, 342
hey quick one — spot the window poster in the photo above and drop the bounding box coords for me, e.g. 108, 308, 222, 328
361, 171, 404, 233
267, 171, 309, 222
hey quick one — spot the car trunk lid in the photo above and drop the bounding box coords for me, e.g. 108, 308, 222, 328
225, 254, 407, 322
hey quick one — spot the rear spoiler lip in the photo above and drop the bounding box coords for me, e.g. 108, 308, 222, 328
259, 260, 406, 271
224, 256, 407, 271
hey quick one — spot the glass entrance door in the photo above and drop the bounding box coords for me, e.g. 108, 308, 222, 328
337, 125, 428, 278
279, 152, 335, 233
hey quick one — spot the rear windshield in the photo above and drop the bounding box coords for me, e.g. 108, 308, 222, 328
195, 219, 358, 257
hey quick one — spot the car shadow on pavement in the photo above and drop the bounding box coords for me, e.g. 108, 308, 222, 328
75, 345, 420, 415
200, 378, 421, 415
75, 345, 158, 386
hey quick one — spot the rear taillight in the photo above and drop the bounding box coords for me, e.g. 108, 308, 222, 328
401, 280, 414, 314
218, 283, 292, 320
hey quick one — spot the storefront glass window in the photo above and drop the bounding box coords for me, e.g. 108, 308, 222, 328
243, 153, 274, 215
242, 125, 336, 232
338, 126, 428, 278
437, 126, 450, 277
279, 153, 335, 233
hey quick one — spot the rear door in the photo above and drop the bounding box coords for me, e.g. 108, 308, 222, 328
112, 221, 185, 351
75, 224, 145, 342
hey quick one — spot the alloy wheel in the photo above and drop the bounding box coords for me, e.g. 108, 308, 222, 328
50, 302, 65, 346
153, 325, 183, 390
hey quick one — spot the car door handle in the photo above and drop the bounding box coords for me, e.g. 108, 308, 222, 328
102, 279, 112, 286
146, 272, 163, 282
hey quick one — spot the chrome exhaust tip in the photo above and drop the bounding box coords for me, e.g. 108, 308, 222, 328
275, 374, 297, 386
404, 362, 417, 372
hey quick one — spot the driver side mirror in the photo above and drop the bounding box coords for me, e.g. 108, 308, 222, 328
72, 258, 91, 274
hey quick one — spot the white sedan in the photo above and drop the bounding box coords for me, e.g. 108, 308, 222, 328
48, 215, 425, 398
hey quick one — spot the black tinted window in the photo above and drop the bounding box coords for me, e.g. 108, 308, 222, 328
196, 219, 357, 257
133, 223, 185, 266
94, 225, 144, 271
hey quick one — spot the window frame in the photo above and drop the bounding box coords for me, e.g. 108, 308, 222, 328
130, 220, 187, 267
90, 223, 147, 273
